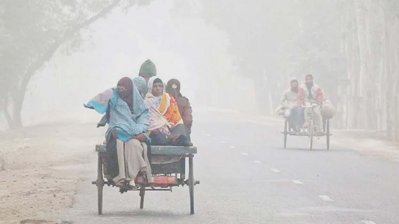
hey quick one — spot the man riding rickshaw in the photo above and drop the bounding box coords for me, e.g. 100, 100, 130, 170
279, 74, 335, 150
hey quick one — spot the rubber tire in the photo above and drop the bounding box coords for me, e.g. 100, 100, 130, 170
189, 156, 195, 215
283, 119, 288, 149
97, 155, 104, 215
326, 119, 330, 150
139, 187, 145, 209
309, 120, 314, 151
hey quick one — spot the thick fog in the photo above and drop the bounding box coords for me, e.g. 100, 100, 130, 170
1, 0, 399, 139
2, 1, 399, 223
0, 1, 252, 129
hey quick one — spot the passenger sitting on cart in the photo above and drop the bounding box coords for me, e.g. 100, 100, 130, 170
280, 78, 305, 132
133, 76, 147, 98
138, 59, 157, 84
302, 74, 324, 133
166, 78, 193, 144
145, 77, 190, 146
85, 77, 152, 188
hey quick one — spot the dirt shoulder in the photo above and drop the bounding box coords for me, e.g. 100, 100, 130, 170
1, 114, 398, 223
0, 123, 103, 224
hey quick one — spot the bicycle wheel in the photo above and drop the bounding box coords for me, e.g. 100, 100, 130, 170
96, 155, 104, 215
283, 119, 288, 149
326, 119, 330, 150
309, 120, 314, 151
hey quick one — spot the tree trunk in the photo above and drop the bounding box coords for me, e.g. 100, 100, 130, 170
2, 100, 13, 128
9, 88, 26, 129
3, 0, 123, 129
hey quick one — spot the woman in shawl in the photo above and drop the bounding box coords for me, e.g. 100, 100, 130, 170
145, 77, 190, 146
86, 77, 152, 188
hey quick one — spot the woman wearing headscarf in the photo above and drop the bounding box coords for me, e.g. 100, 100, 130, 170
145, 77, 189, 145
166, 79, 193, 142
85, 77, 152, 188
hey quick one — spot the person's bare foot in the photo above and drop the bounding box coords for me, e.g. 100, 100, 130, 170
147, 176, 154, 184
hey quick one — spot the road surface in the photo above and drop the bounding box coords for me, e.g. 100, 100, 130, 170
62, 109, 399, 224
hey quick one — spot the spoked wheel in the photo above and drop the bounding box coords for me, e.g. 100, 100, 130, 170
326, 119, 330, 150
283, 119, 288, 149
96, 155, 104, 215
188, 155, 195, 215
309, 120, 314, 151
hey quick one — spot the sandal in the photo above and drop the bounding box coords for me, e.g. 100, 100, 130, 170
114, 178, 126, 187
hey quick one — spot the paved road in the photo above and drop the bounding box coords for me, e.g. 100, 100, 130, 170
63, 110, 399, 224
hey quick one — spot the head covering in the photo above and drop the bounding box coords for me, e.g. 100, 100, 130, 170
117, 77, 133, 107
139, 59, 157, 76
133, 76, 147, 98
147, 77, 164, 94
85, 77, 149, 142
147, 76, 157, 94
107, 77, 149, 141
113, 77, 148, 121
117, 77, 133, 90
166, 79, 181, 98
153, 78, 163, 85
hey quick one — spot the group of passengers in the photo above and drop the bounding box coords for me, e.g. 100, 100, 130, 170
279, 74, 331, 134
85, 59, 192, 188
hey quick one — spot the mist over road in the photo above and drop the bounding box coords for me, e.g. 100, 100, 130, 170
2, 1, 399, 223
63, 109, 399, 224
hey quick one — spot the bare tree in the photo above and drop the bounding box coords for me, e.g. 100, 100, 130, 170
0, 0, 152, 128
